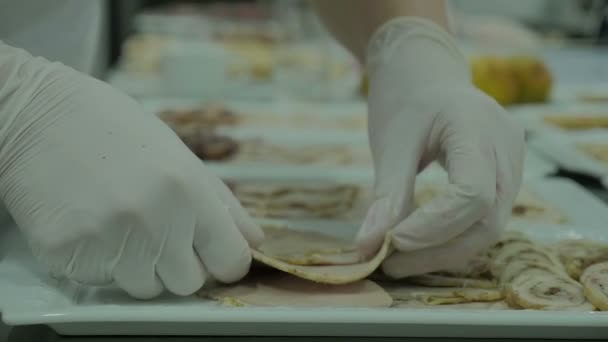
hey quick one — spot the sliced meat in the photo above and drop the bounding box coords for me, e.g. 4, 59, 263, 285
204, 273, 393, 308
381, 284, 503, 305
393, 299, 509, 310
231, 182, 360, 219
251, 232, 392, 284
257, 225, 362, 266
407, 274, 496, 289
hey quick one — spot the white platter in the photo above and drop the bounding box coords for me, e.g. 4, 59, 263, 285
140, 97, 367, 121
1, 178, 607, 338
509, 102, 608, 134
1, 222, 608, 337
523, 148, 558, 179
529, 131, 608, 178
415, 172, 608, 229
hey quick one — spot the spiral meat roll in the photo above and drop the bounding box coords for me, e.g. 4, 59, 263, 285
504, 263, 593, 311
490, 234, 593, 310
490, 241, 563, 280
580, 261, 608, 311
556, 240, 608, 280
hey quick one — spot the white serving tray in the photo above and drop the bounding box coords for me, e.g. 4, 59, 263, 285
1, 223, 608, 338
1, 178, 607, 338
529, 130, 608, 178
523, 148, 557, 179
415, 172, 608, 229
509, 102, 608, 134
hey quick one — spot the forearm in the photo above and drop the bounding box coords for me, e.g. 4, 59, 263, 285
310, 0, 448, 62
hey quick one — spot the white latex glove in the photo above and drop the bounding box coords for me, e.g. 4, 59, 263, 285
0, 42, 263, 299
356, 18, 525, 278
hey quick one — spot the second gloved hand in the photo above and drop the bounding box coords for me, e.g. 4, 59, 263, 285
356, 18, 525, 278
0, 42, 263, 299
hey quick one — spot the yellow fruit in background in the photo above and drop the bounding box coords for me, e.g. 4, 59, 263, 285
470, 56, 520, 106
359, 55, 552, 105
509, 56, 552, 103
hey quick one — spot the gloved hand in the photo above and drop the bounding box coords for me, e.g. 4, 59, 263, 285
356, 18, 525, 278
0, 42, 263, 299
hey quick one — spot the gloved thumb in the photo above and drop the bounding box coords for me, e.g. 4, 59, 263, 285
206, 171, 264, 248
356, 195, 395, 256
356, 166, 420, 256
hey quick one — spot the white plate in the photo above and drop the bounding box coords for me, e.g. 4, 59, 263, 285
2, 209, 608, 338
509, 102, 608, 134
552, 83, 608, 104
516, 176, 608, 228
529, 131, 608, 178
0, 177, 607, 338
415, 174, 608, 229
208, 163, 374, 185
523, 149, 558, 179
140, 97, 367, 119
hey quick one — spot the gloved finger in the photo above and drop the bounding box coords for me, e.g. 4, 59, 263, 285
356, 196, 394, 256
356, 147, 423, 255
157, 247, 208, 296
193, 189, 252, 284
390, 139, 497, 252
206, 173, 264, 248
31, 210, 117, 286
112, 227, 165, 299
61, 240, 115, 286
382, 219, 500, 279
495, 164, 515, 229
156, 214, 208, 296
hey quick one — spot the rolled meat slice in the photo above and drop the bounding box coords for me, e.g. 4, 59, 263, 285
580, 261, 608, 311
491, 242, 563, 277
504, 266, 593, 311
487, 231, 533, 259
499, 260, 569, 286
556, 239, 608, 280
230, 182, 360, 219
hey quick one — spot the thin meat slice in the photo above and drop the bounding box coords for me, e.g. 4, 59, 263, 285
393, 300, 509, 310
407, 274, 497, 289
257, 225, 362, 266
204, 273, 393, 308
252, 233, 392, 284
382, 284, 503, 305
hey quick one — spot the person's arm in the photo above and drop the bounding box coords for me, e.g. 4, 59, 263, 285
310, 0, 448, 61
